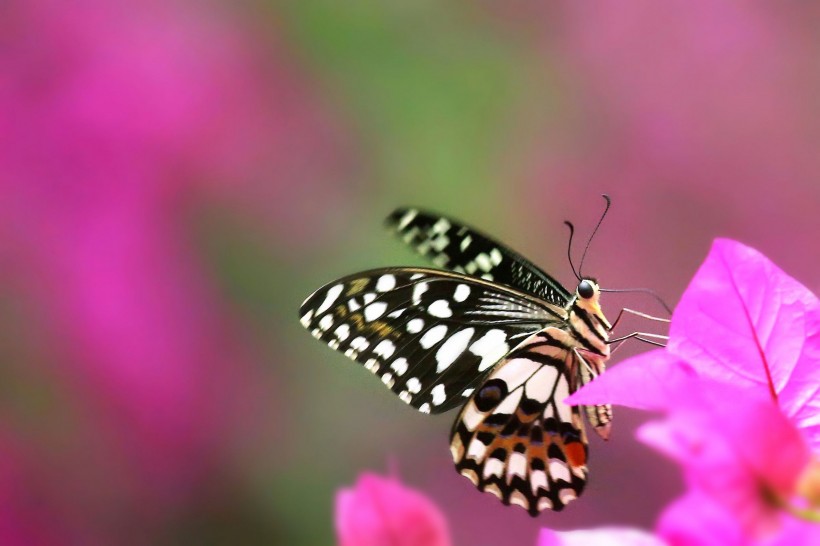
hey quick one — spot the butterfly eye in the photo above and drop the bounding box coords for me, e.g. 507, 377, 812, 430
578, 280, 595, 299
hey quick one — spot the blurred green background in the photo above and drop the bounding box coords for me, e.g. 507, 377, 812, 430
1, 1, 819, 544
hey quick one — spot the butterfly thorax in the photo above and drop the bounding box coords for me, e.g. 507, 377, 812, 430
564, 279, 611, 360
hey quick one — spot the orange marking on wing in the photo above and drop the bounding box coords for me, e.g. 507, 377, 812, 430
563, 442, 586, 468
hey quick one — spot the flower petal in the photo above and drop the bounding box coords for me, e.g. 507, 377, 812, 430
656, 492, 746, 546
565, 349, 695, 410
336, 473, 451, 546
669, 239, 820, 447
538, 527, 667, 546
636, 381, 811, 538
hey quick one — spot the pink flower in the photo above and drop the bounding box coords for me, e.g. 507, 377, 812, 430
336, 473, 452, 546
538, 527, 666, 546
570, 237, 820, 437
566, 239, 820, 543
635, 382, 811, 538
0, 0, 354, 541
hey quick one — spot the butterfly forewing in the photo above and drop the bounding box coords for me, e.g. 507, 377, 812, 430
301, 208, 621, 514
387, 208, 572, 307
450, 328, 588, 515
299, 268, 566, 414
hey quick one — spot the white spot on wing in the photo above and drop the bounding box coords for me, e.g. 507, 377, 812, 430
435, 328, 474, 372
553, 376, 572, 423
492, 386, 523, 416
431, 384, 446, 406
363, 358, 378, 372
364, 302, 387, 322
428, 299, 453, 318
490, 248, 503, 266
454, 284, 470, 302
412, 282, 429, 305
373, 340, 395, 359
316, 284, 343, 315
483, 458, 504, 479
461, 403, 484, 432
420, 325, 448, 349
407, 318, 424, 333
494, 358, 542, 392
467, 438, 488, 462
509, 491, 529, 510
398, 209, 418, 230
476, 253, 492, 272
334, 324, 350, 341
559, 489, 577, 505
318, 314, 333, 331
363, 293, 376, 305
460, 235, 472, 251
390, 357, 408, 376
431, 235, 449, 252
419, 403, 431, 414
300, 310, 314, 327
350, 337, 369, 352
484, 484, 503, 500
550, 460, 571, 483
525, 364, 558, 403
531, 470, 548, 496
432, 218, 450, 233
469, 329, 510, 371
406, 377, 421, 394
376, 274, 396, 292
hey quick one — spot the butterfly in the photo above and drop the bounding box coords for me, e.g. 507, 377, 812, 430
299, 207, 617, 515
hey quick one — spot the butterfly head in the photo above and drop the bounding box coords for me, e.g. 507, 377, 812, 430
575, 278, 612, 331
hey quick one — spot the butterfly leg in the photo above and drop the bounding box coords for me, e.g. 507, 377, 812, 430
609, 307, 670, 332
607, 331, 669, 350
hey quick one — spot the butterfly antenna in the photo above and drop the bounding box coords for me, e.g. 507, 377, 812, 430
563, 221, 582, 281
578, 194, 611, 277
600, 287, 673, 315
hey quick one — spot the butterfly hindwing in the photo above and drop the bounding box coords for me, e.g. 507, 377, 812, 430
299, 268, 565, 414
386, 208, 572, 307
450, 328, 588, 515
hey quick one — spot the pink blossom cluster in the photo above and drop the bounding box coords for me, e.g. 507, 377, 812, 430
337, 239, 820, 545
0, 0, 352, 543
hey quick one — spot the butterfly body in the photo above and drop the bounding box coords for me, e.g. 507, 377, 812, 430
299, 208, 614, 514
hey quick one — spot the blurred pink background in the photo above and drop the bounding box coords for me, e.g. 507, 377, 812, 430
1, 1, 818, 544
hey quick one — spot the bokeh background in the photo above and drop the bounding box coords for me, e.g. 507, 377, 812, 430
2, 1, 819, 544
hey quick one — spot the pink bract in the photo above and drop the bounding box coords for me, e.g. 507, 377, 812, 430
668, 239, 820, 448
336, 473, 452, 546
568, 238, 820, 445
635, 382, 811, 538
566, 239, 820, 542
538, 527, 667, 546
0, 0, 353, 541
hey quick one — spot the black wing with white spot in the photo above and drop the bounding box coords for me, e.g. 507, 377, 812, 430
450, 328, 588, 515
386, 208, 572, 307
299, 268, 566, 414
